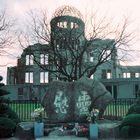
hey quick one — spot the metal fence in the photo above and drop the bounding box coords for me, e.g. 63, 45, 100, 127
8, 100, 47, 122
8, 98, 136, 121
104, 98, 136, 119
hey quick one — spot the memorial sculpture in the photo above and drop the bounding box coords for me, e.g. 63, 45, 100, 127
42, 77, 113, 123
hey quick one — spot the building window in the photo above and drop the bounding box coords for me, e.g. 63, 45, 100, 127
71, 22, 74, 28
127, 73, 130, 78
123, 73, 126, 78
106, 86, 112, 94
131, 73, 135, 78
57, 22, 67, 28
75, 44, 78, 50
18, 88, 23, 96
63, 21, 67, 28
90, 74, 94, 79
25, 72, 33, 83
59, 22, 63, 27
135, 73, 139, 78
123, 72, 130, 78
102, 50, 111, 60
107, 70, 111, 79
74, 23, 79, 28
26, 55, 34, 65
90, 56, 94, 62
40, 54, 48, 65
113, 85, 117, 99
102, 70, 107, 79
102, 69, 112, 79
106, 85, 117, 99
134, 84, 139, 98
56, 44, 59, 49
40, 72, 49, 83
70, 22, 79, 29
89, 51, 94, 62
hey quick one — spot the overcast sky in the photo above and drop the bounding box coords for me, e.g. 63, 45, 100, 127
0, 0, 140, 83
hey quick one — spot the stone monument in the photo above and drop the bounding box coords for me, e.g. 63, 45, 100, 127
42, 77, 113, 123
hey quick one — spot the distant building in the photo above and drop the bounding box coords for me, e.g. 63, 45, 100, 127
5, 6, 140, 100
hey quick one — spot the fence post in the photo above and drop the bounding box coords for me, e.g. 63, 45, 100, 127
115, 99, 117, 118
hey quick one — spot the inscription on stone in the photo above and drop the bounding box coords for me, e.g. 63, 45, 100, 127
54, 91, 69, 114
76, 91, 91, 114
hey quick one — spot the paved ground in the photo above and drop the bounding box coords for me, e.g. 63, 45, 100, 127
36, 137, 140, 140
2, 136, 140, 140
36, 136, 88, 140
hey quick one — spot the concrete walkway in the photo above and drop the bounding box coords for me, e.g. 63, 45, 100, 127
36, 137, 140, 140
2, 136, 140, 140
1, 136, 87, 140
36, 136, 88, 140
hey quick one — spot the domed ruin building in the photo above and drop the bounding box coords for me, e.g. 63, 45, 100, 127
6, 6, 140, 100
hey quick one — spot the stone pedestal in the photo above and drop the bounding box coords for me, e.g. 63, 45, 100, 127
34, 122, 44, 138
15, 122, 34, 139
15, 120, 121, 139
89, 123, 98, 140
98, 120, 120, 138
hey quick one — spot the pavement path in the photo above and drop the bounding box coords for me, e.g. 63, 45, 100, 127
36, 136, 88, 140
36, 137, 139, 140
36, 136, 140, 140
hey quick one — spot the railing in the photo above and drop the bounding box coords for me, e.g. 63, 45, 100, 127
8, 98, 136, 121
104, 98, 136, 119
9, 100, 47, 121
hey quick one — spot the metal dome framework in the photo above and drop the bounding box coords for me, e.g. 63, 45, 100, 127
52, 5, 83, 20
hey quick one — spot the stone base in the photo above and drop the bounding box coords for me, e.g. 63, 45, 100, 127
34, 122, 44, 138
15, 122, 34, 140
15, 120, 121, 139
97, 120, 121, 138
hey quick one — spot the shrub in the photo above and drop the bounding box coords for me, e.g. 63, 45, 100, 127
127, 104, 140, 115
0, 78, 20, 138
120, 125, 129, 138
6, 106, 20, 123
0, 102, 20, 122
0, 103, 8, 114
0, 117, 16, 138
0, 103, 20, 138
120, 114, 140, 138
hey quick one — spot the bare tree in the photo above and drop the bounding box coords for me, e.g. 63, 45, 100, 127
19, 7, 135, 81
0, 10, 15, 55
0, 10, 16, 68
